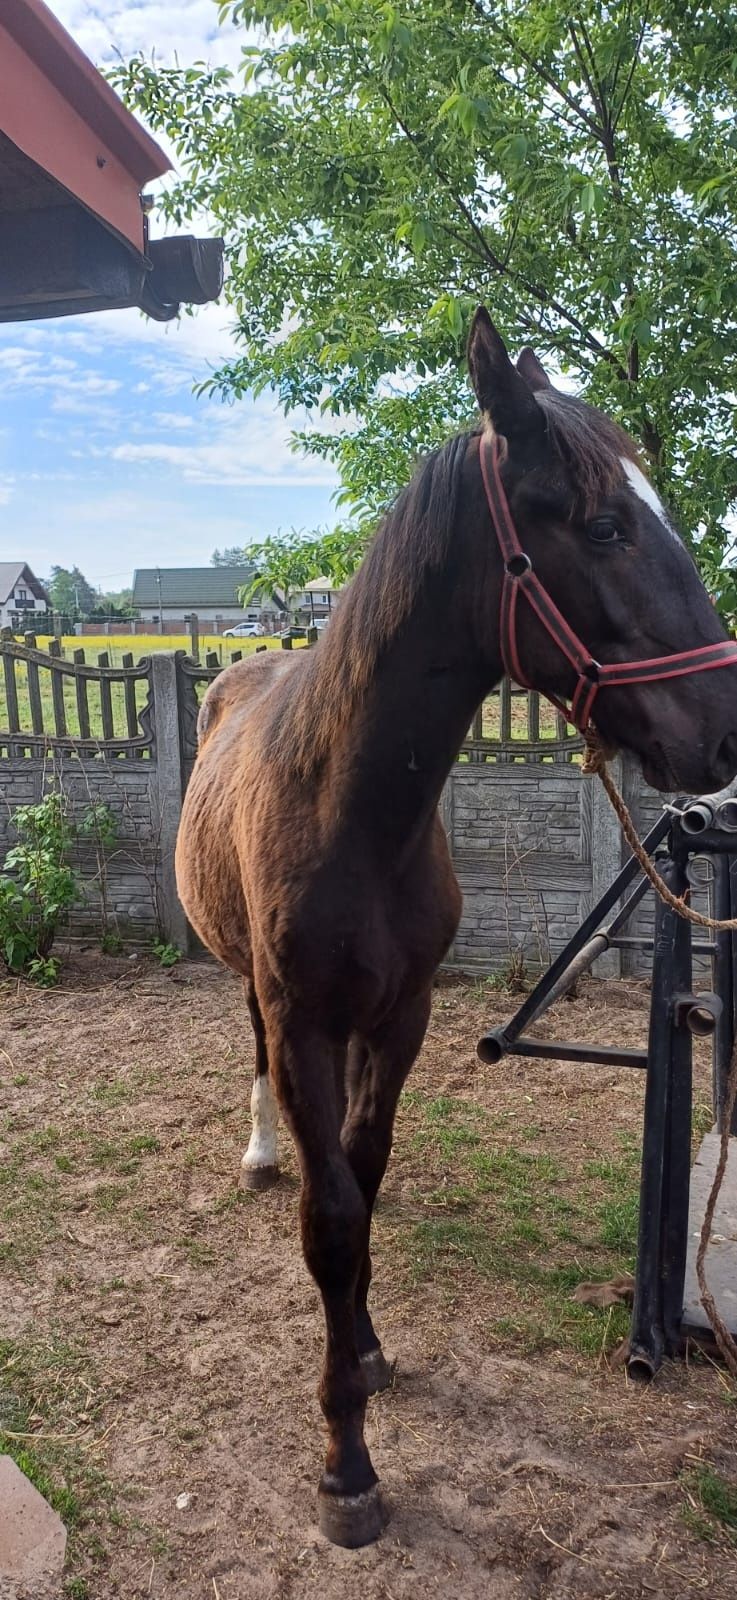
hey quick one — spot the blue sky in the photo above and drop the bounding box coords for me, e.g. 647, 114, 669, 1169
0, 2, 339, 594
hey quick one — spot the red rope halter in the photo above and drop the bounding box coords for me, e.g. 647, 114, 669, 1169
479, 436, 737, 734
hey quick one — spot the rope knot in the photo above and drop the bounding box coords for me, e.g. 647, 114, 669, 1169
582, 729, 607, 777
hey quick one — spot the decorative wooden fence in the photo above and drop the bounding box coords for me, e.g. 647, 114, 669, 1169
0, 629, 153, 758
0, 636, 658, 972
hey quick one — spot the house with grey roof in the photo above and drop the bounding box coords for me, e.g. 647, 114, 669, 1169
131, 567, 282, 630
0, 562, 49, 630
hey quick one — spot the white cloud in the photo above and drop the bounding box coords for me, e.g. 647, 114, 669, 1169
0, 302, 241, 388
0, 479, 14, 506
110, 400, 337, 487
0, 345, 121, 405
152, 411, 195, 430
48, 1, 246, 72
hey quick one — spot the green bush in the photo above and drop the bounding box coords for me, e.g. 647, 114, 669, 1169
151, 939, 181, 969
0, 794, 79, 979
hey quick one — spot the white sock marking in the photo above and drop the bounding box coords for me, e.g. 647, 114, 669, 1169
242, 1072, 279, 1171
621, 457, 679, 542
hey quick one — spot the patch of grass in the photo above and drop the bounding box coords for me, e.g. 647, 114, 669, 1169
87, 1132, 160, 1175
487, 1294, 631, 1359
100, 1276, 126, 1294
405, 1217, 504, 1283
386, 1087, 640, 1357
683, 1464, 737, 1544
90, 1079, 133, 1106
598, 1191, 639, 1253
30, 1125, 62, 1153
181, 1236, 217, 1267
129, 1134, 160, 1155
5, 1440, 82, 1525
584, 1145, 641, 1255
692, 1101, 715, 1140
0, 1149, 62, 1268
92, 1182, 129, 1213
425, 1183, 477, 1209
0, 1332, 114, 1578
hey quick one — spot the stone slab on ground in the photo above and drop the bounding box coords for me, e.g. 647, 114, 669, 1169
682, 1130, 737, 1341
0, 1455, 67, 1599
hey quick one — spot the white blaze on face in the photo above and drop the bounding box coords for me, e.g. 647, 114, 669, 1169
241, 1072, 279, 1173
620, 457, 680, 543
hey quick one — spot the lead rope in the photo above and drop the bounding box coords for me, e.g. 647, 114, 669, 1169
583, 732, 737, 1380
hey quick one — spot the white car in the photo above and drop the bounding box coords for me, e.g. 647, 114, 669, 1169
223, 621, 266, 638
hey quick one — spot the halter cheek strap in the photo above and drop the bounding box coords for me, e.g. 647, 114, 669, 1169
479, 435, 737, 734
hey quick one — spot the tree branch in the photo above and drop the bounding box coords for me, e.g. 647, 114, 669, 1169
612, 3, 650, 134
372, 77, 627, 378
465, 0, 603, 139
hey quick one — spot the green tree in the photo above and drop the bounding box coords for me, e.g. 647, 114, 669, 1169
241, 524, 364, 613
241, 529, 326, 614
89, 587, 136, 620
47, 566, 97, 619
115, 3, 737, 612
210, 547, 254, 566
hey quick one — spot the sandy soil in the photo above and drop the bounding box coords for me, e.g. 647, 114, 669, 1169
0, 956, 735, 1599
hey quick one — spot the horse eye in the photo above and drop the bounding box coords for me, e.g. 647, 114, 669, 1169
587, 517, 619, 543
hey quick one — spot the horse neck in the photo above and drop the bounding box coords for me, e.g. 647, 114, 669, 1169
328, 522, 502, 858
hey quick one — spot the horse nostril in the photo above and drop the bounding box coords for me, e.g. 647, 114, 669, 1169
715, 733, 737, 783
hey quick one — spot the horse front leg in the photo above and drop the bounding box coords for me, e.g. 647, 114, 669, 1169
263, 1003, 384, 1548
343, 989, 432, 1395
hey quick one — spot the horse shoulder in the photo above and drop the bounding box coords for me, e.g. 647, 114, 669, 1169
197, 650, 299, 748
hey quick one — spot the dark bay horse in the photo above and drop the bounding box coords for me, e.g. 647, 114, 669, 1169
175, 309, 737, 1547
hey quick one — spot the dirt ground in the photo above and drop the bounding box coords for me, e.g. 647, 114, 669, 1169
1, 955, 735, 1599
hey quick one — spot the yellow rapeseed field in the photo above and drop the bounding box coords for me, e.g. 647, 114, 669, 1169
29, 633, 289, 666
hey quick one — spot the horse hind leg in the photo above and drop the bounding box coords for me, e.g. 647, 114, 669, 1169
239, 980, 280, 1191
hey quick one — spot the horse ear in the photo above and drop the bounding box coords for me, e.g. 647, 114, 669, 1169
467, 308, 540, 436
516, 346, 551, 392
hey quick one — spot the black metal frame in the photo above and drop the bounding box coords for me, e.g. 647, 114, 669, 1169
477, 811, 737, 1375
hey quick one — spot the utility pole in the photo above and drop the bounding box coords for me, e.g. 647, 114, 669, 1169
156, 567, 163, 636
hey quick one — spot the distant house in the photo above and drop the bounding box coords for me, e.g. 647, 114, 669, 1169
296, 577, 342, 624
0, 562, 49, 630
131, 567, 282, 631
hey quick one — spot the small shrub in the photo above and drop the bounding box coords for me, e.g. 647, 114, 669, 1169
0, 794, 77, 979
26, 956, 61, 987
76, 803, 117, 849
151, 939, 182, 968
0, 793, 120, 982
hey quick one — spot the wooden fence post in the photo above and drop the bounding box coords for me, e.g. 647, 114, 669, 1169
150, 652, 190, 953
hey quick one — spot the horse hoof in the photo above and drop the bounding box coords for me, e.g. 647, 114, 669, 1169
360, 1347, 394, 1395
318, 1483, 385, 1548
239, 1163, 280, 1191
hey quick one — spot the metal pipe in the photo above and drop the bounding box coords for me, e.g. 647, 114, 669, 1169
628, 854, 692, 1376
477, 810, 673, 1064
493, 1038, 648, 1068
718, 797, 737, 831
679, 775, 737, 835
714, 852, 737, 1135
611, 935, 716, 955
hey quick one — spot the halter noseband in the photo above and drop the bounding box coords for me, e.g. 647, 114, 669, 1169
479, 435, 737, 734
